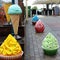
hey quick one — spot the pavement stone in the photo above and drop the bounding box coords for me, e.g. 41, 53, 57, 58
24, 16, 60, 60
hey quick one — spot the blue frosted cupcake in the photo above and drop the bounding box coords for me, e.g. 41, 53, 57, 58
32, 15, 39, 25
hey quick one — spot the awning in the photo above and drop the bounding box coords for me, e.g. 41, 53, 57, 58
33, 0, 60, 4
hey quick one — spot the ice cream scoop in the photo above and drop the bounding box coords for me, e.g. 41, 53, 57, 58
8, 4, 22, 14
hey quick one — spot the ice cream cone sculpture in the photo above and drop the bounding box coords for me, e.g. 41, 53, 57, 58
2, 0, 12, 23
8, 4, 22, 36
10, 15, 20, 35
3, 3, 11, 23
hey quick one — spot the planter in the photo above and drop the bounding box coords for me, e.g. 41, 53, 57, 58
0, 51, 23, 60
32, 22, 36, 25
43, 49, 58, 56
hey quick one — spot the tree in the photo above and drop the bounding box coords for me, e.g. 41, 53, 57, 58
32, 6, 37, 10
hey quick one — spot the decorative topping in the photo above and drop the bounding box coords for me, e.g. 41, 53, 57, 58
32, 15, 39, 22
42, 33, 59, 50
35, 20, 45, 32
0, 34, 22, 56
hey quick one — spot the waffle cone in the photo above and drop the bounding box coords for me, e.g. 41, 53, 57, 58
10, 15, 20, 35
3, 3, 11, 22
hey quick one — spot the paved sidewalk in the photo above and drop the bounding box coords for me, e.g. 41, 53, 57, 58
24, 16, 60, 60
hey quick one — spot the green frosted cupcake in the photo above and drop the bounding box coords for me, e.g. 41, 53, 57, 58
42, 33, 59, 56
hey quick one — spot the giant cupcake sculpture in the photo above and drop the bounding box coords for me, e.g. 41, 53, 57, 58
0, 34, 23, 60
8, 4, 22, 39
32, 15, 39, 25
42, 33, 59, 56
35, 20, 45, 33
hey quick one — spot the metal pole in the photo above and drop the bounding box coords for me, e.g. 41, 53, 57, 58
43, 4, 45, 15
26, 0, 28, 21
51, 0, 53, 15
15, 0, 18, 4
12, 0, 15, 4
